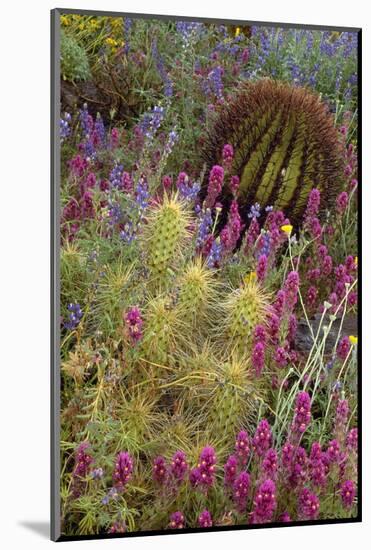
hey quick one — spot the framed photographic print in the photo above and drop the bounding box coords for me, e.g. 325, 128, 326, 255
51, 8, 361, 541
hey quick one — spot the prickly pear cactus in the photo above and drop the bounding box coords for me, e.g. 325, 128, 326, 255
203, 79, 342, 223
142, 193, 191, 289
223, 279, 269, 357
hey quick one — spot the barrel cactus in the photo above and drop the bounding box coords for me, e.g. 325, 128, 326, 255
142, 193, 191, 290
202, 79, 342, 223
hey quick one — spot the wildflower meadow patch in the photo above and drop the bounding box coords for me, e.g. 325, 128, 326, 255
51, 9, 360, 541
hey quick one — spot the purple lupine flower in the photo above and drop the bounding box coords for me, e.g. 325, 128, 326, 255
292, 391, 312, 436
205, 165, 224, 208
222, 144, 234, 169
153, 456, 167, 485
169, 511, 185, 529
298, 487, 320, 520
92, 467, 104, 480
196, 208, 213, 250
206, 237, 222, 268
337, 336, 351, 361
252, 419, 272, 457
198, 509, 213, 528
64, 303, 83, 330
340, 480, 356, 508
224, 454, 238, 488
346, 428, 358, 451
233, 471, 250, 513
198, 446, 217, 488
262, 448, 278, 480
60, 112, 71, 141
251, 479, 276, 523
72, 442, 94, 497
235, 431, 250, 466
109, 162, 124, 189
170, 451, 188, 484
113, 452, 134, 491
252, 342, 265, 377
257, 254, 268, 283
124, 306, 143, 343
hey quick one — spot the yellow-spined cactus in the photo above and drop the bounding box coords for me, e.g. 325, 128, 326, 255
222, 279, 269, 356
175, 257, 218, 328
142, 193, 191, 290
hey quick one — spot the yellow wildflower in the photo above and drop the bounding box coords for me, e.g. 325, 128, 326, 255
61, 15, 70, 26
281, 224, 293, 235
349, 335, 358, 346
235, 27, 241, 37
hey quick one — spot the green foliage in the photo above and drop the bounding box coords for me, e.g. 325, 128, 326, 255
61, 30, 91, 82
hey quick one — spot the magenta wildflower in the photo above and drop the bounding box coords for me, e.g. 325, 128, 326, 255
252, 342, 265, 377
233, 471, 250, 513
224, 454, 238, 487
72, 442, 94, 497
109, 519, 126, 533
124, 306, 143, 344
257, 254, 268, 282
205, 165, 224, 208
222, 144, 234, 169
288, 314, 298, 342
281, 440, 294, 469
121, 171, 133, 192
292, 391, 312, 436
113, 452, 134, 491
235, 431, 250, 465
274, 346, 288, 368
169, 511, 185, 529
189, 467, 201, 488
267, 311, 280, 340
298, 488, 320, 520
278, 511, 291, 522
244, 216, 260, 252
251, 479, 276, 523
198, 446, 217, 488
262, 448, 278, 480
110, 127, 119, 149
198, 509, 213, 528
253, 324, 266, 345
335, 399, 349, 431
322, 255, 333, 276
340, 480, 356, 508
284, 271, 300, 310
337, 336, 351, 361
162, 175, 172, 190
305, 188, 321, 219
152, 456, 167, 485
252, 419, 272, 457
326, 439, 341, 464
336, 191, 349, 214
230, 175, 240, 195
170, 450, 188, 483
309, 442, 327, 488
346, 428, 358, 451
288, 446, 307, 488
273, 289, 286, 318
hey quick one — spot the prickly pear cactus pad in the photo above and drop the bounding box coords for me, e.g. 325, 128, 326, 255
203, 79, 343, 223
56, 11, 359, 540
